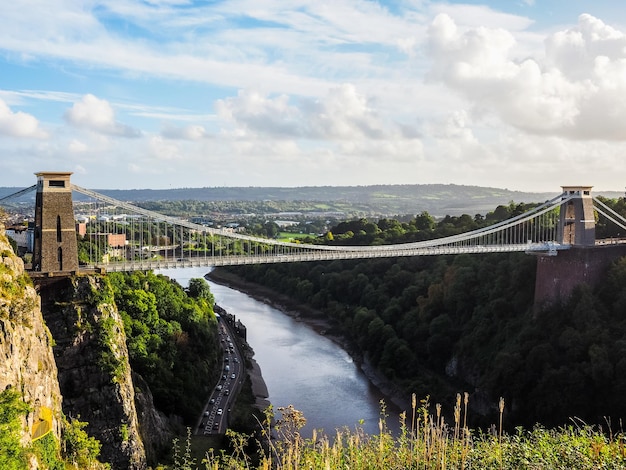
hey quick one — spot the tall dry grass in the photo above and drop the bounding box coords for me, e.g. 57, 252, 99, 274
193, 394, 626, 470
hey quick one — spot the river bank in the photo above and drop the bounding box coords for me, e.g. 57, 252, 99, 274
206, 268, 411, 414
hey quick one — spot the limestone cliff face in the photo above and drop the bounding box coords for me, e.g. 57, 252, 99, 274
132, 371, 175, 463
1, 224, 173, 469
39, 275, 149, 470
0, 227, 63, 451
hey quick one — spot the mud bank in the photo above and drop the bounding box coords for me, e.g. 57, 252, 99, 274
247, 355, 270, 412
206, 269, 411, 414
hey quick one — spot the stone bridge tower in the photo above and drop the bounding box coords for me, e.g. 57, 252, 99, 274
557, 186, 595, 246
32, 172, 79, 273
534, 185, 626, 309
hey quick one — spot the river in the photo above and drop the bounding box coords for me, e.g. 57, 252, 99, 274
156, 266, 401, 437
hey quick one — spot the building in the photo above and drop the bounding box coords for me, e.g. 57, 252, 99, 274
5, 224, 34, 254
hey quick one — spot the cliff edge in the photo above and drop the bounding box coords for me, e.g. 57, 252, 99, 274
0, 226, 63, 466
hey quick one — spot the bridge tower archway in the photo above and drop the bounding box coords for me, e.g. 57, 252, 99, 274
32, 172, 79, 273
558, 186, 595, 246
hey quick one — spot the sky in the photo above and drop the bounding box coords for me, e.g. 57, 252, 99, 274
1, 1, 626, 192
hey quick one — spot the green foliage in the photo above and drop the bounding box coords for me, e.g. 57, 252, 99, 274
119, 423, 129, 442
0, 261, 34, 321
32, 433, 64, 470
95, 316, 126, 382
131, 184, 545, 221
0, 390, 102, 470
222, 200, 626, 429
228, 249, 537, 415
108, 271, 220, 422
0, 388, 30, 470
171, 428, 196, 470
187, 278, 214, 307
7, 236, 18, 254
62, 416, 104, 469
594, 196, 626, 238
88, 276, 115, 306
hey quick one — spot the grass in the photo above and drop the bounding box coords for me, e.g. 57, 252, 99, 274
175, 395, 626, 470
276, 232, 314, 242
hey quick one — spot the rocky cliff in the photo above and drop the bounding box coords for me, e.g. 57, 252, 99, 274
0, 227, 63, 464
38, 275, 148, 469
0, 224, 173, 469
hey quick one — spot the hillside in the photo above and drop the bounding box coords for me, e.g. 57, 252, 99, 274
215, 199, 626, 431
4, 183, 621, 217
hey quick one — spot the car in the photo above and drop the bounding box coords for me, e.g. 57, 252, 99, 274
217, 385, 222, 391
203, 411, 209, 416
231, 373, 236, 379
224, 365, 230, 372
234, 357, 239, 363
213, 423, 219, 429
217, 408, 223, 415
224, 389, 229, 396
210, 398, 215, 404
222, 374, 227, 380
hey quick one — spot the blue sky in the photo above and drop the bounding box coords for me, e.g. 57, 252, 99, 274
1, 0, 626, 191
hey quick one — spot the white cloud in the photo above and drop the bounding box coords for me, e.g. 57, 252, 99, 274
2, 2, 626, 192
148, 135, 181, 160
429, 3, 534, 31
216, 84, 413, 141
426, 13, 626, 141
0, 0, 421, 100
545, 14, 626, 80
216, 90, 303, 138
161, 123, 208, 140
0, 98, 47, 138
68, 139, 88, 153
64, 94, 140, 137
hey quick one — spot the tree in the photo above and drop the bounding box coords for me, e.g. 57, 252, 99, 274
0, 388, 30, 470
414, 211, 435, 231
62, 417, 102, 468
187, 278, 214, 305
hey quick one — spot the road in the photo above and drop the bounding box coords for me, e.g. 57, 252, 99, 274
196, 315, 244, 436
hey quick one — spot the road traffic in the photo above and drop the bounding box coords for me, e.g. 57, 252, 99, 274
197, 316, 244, 435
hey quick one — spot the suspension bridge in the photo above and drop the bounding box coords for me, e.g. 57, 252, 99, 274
2, 172, 626, 276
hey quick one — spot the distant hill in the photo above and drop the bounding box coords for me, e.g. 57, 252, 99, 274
1, 184, 623, 217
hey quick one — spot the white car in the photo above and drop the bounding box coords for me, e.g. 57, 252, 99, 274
217, 408, 223, 415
